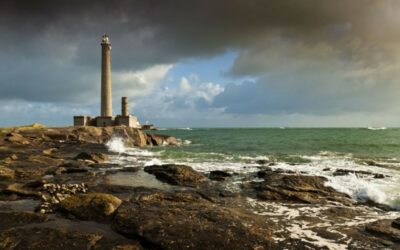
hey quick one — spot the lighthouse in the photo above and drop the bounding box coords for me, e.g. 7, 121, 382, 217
100, 34, 112, 117
73, 34, 140, 128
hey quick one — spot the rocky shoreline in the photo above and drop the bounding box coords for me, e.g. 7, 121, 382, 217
0, 125, 399, 249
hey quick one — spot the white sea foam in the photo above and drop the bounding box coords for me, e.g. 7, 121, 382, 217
106, 137, 126, 154
325, 174, 388, 204
144, 158, 163, 166
123, 147, 159, 157
367, 126, 387, 130
178, 127, 192, 130
183, 140, 192, 145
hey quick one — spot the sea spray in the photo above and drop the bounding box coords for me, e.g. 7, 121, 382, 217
106, 136, 126, 154
325, 174, 388, 205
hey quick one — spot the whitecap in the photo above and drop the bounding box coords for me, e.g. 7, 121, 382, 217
367, 126, 387, 130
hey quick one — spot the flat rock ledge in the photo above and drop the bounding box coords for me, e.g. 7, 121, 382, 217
144, 164, 207, 187
112, 189, 273, 249
250, 171, 353, 205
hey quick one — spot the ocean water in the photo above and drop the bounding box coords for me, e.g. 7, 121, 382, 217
108, 128, 400, 209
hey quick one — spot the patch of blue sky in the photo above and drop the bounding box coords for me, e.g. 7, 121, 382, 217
165, 50, 256, 87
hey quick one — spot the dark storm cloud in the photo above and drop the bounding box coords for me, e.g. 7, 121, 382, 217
1, 0, 400, 114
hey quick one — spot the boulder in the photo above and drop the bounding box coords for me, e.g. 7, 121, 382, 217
366, 219, 400, 243
208, 170, 232, 181
257, 168, 273, 178
146, 133, 181, 146
392, 218, 400, 230
252, 173, 352, 205
144, 164, 207, 187
0, 166, 15, 181
74, 152, 108, 163
4, 133, 30, 145
112, 190, 272, 249
255, 159, 270, 165
59, 193, 122, 221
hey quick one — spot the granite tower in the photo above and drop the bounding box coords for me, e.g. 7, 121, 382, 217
101, 34, 112, 117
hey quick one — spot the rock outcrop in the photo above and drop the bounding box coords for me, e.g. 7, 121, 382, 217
0, 166, 15, 181
251, 172, 352, 205
208, 170, 233, 181
392, 217, 400, 230
146, 133, 181, 146
144, 164, 207, 187
1, 125, 180, 148
74, 152, 108, 163
112, 189, 272, 249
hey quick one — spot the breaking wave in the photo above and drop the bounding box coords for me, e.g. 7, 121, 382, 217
106, 137, 126, 154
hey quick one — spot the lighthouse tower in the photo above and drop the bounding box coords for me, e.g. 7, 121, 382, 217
73, 34, 140, 128
100, 34, 112, 117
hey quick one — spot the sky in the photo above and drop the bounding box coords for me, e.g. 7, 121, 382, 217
1, 0, 400, 127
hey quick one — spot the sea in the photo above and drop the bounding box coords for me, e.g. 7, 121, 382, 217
106, 127, 400, 210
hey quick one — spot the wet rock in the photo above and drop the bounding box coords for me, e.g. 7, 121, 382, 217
165, 136, 181, 146
322, 167, 330, 171
360, 199, 394, 211
144, 164, 207, 187
146, 133, 181, 146
255, 159, 270, 165
60, 193, 122, 221
208, 170, 232, 181
252, 173, 352, 205
74, 152, 108, 163
89, 163, 120, 169
0, 211, 48, 230
56, 161, 90, 174
366, 219, 400, 243
0, 166, 15, 181
256, 168, 273, 178
112, 190, 272, 249
333, 168, 388, 178
0, 227, 103, 250
392, 218, 400, 230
